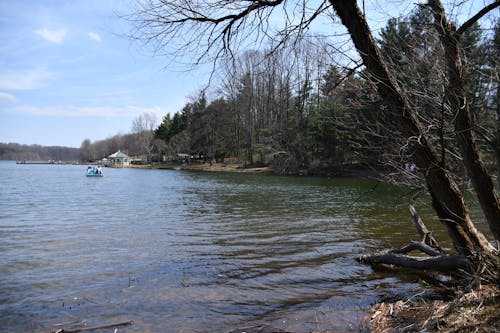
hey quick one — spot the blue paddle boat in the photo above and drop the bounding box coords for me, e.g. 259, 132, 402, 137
86, 166, 104, 177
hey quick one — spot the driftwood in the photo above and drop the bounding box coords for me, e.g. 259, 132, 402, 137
52, 320, 133, 333
358, 205, 470, 274
359, 252, 469, 272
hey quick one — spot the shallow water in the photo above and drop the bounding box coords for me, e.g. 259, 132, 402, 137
0, 161, 477, 332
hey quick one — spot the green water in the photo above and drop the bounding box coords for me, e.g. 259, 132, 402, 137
0, 162, 488, 332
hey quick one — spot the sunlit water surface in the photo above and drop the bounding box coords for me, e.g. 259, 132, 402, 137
0, 162, 484, 332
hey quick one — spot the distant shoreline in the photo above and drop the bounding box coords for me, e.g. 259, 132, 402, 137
10, 160, 380, 178
15, 160, 78, 165
116, 162, 380, 178
117, 162, 275, 174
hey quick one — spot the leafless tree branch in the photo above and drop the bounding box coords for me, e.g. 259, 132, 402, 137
457, 0, 500, 36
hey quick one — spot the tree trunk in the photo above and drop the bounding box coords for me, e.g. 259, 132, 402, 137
496, 81, 500, 191
329, 0, 496, 257
428, 0, 500, 242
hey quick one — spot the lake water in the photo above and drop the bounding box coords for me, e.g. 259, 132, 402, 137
0, 161, 481, 332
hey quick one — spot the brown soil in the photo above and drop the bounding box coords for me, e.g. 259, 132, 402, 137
179, 163, 274, 174
127, 162, 274, 174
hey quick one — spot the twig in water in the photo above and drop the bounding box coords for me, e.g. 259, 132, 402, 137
51, 320, 133, 333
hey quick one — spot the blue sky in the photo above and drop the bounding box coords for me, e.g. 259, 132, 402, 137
0, 0, 207, 148
0, 1, 494, 148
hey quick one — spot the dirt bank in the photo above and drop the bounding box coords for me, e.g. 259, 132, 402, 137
126, 162, 274, 174
125, 162, 380, 178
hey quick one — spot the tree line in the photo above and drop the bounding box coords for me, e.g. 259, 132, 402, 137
78, 112, 157, 163
0, 142, 79, 161
128, 0, 499, 284
151, 7, 498, 180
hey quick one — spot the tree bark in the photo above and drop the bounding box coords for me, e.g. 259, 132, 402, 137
495, 69, 500, 191
428, 0, 500, 242
329, 0, 496, 257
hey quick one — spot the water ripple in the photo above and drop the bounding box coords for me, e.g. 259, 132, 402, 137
0, 162, 445, 332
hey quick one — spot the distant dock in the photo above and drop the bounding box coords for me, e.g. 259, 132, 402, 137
16, 160, 66, 165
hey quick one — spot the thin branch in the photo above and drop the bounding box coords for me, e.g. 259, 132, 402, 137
457, 0, 500, 36
51, 320, 133, 333
390, 241, 443, 256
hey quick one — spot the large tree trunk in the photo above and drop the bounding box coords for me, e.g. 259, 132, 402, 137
428, 0, 500, 242
496, 73, 500, 192
329, 0, 496, 258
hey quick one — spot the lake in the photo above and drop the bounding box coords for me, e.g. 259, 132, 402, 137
0, 161, 478, 332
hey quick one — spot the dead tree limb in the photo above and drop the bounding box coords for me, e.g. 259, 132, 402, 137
390, 241, 442, 257
358, 205, 471, 275
409, 205, 441, 251
359, 252, 469, 273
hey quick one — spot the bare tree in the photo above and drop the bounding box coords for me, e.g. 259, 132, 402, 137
129, 0, 499, 284
131, 112, 158, 162
79, 138, 96, 162
330, 1, 498, 283
427, 0, 500, 240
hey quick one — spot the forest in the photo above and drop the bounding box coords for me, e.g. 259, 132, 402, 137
77, 7, 499, 184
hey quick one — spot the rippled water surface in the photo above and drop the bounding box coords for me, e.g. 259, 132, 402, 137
0, 162, 460, 332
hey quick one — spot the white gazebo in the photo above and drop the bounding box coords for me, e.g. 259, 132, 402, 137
108, 150, 130, 166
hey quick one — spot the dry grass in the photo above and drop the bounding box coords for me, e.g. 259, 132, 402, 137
368, 286, 500, 332
127, 162, 274, 174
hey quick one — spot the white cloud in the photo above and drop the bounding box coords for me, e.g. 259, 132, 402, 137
0, 92, 17, 104
0, 68, 54, 90
34, 28, 67, 44
88, 32, 102, 42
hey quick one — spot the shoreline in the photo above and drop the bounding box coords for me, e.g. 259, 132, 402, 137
116, 162, 286, 175
115, 162, 380, 178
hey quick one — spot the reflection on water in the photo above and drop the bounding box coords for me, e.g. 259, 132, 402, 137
0, 162, 473, 332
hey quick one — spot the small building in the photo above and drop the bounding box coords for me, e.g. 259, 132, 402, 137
108, 150, 130, 166
177, 153, 190, 164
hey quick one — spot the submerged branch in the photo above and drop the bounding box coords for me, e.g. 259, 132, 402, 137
51, 320, 133, 333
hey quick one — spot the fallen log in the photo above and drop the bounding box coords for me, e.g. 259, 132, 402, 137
358, 252, 469, 272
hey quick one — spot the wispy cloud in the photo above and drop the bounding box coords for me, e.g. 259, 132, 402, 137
0, 68, 54, 90
34, 28, 67, 44
88, 32, 102, 42
0, 92, 18, 104
11, 104, 163, 117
